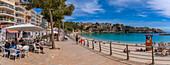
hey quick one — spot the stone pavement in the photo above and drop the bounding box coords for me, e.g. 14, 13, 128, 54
0, 38, 143, 65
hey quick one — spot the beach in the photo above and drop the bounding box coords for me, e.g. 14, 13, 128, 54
74, 33, 170, 65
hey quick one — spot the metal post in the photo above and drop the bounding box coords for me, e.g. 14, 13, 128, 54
110, 41, 112, 55
92, 40, 94, 49
152, 46, 154, 64
126, 45, 129, 60
99, 41, 101, 52
87, 39, 89, 47
84, 39, 85, 46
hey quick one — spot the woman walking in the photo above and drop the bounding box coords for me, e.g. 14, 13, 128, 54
76, 35, 79, 44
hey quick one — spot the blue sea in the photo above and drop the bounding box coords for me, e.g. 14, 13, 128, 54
79, 33, 170, 44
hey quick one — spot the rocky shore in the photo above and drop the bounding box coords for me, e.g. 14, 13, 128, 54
77, 22, 164, 33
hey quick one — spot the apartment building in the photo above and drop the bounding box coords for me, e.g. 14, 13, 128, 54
25, 10, 43, 26
0, 0, 43, 40
0, 0, 43, 29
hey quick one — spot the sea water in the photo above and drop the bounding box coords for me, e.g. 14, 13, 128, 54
79, 33, 170, 44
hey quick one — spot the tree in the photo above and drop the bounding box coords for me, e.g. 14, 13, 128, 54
22, 0, 74, 49
95, 22, 99, 26
54, 3, 74, 41
79, 25, 84, 32
41, 1, 74, 41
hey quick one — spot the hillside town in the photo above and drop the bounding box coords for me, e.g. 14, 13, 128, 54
77, 22, 164, 33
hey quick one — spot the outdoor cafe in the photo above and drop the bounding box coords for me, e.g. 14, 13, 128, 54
0, 24, 48, 61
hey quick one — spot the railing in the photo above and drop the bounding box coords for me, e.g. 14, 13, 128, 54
73, 36, 170, 65
31, 21, 36, 24
16, 15, 24, 18
16, 21, 25, 23
31, 11, 36, 15
0, 4, 14, 9
15, 5, 25, 9
0, 18, 15, 22
0, 11, 14, 15
15, 9, 24, 13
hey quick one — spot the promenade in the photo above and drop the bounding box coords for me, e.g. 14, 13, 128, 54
0, 37, 142, 65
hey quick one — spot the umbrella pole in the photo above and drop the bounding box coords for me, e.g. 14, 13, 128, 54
27, 29, 29, 45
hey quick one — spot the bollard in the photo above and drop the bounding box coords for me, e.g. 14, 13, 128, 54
87, 39, 89, 47
99, 41, 101, 52
126, 45, 129, 60
92, 40, 95, 49
152, 46, 155, 64
110, 41, 112, 55
84, 39, 86, 46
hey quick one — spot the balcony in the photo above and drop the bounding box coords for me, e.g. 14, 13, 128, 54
0, 11, 14, 17
0, 4, 15, 11
15, 7, 25, 15
15, 5, 25, 10
16, 15, 24, 18
31, 16, 36, 20
15, 16, 25, 20
15, 9, 24, 13
16, 19, 25, 24
31, 10, 36, 15
16, 21, 25, 24
0, 18, 15, 23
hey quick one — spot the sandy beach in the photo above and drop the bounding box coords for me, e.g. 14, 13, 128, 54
73, 33, 170, 65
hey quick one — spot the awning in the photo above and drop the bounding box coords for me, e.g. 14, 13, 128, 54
7, 30, 19, 33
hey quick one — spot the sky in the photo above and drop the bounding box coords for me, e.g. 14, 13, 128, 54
34, 0, 170, 32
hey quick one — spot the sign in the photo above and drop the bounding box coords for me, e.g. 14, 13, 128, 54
145, 35, 153, 50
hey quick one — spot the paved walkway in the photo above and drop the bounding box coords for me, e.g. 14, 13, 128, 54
0, 38, 143, 65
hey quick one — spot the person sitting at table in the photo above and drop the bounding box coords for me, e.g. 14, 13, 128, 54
5, 40, 11, 49
11, 41, 21, 58
5, 40, 11, 57
10, 41, 17, 49
19, 38, 24, 43
33, 39, 37, 44
34, 40, 45, 54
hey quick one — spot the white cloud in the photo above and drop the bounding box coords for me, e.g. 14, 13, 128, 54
74, 19, 118, 23
138, 14, 147, 17
148, 0, 170, 17
82, 0, 105, 14
162, 19, 167, 21
65, 16, 76, 20
66, 0, 104, 14
154, 27, 170, 29
115, 8, 124, 13
107, 0, 142, 7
